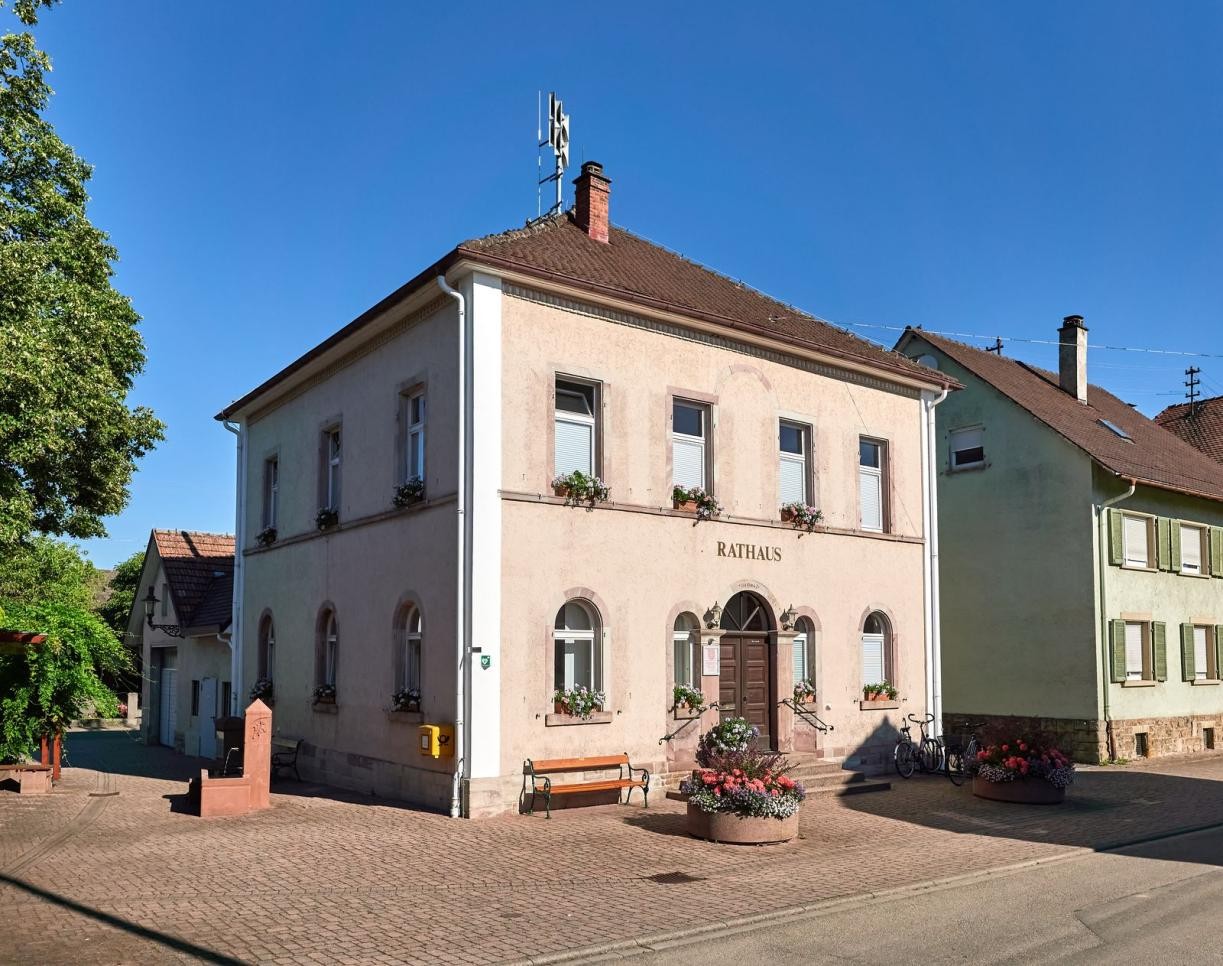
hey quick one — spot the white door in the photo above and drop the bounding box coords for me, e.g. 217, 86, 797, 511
198, 677, 218, 758
159, 667, 177, 747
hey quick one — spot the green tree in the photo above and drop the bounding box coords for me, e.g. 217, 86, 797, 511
0, 598, 131, 760
0, 0, 164, 551
0, 534, 104, 609
96, 548, 144, 640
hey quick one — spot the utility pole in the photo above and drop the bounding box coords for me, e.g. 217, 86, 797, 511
1186, 366, 1202, 414
985, 338, 1004, 356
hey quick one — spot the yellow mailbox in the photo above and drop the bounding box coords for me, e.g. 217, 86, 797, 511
418, 723, 454, 758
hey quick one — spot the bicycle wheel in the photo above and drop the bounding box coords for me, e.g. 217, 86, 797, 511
946, 748, 967, 786
894, 740, 916, 778
920, 738, 944, 774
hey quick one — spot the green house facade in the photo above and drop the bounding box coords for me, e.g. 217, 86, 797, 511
897, 319, 1223, 762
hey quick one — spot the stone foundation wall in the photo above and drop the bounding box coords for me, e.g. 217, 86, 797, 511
943, 712, 1108, 764
1109, 713, 1223, 760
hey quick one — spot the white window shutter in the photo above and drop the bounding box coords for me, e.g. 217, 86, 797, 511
555, 418, 593, 476
861, 634, 884, 687
1124, 623, 1144, 679
1183, 527, 1202, 571
1123, 516, 1148, 566
779, 457, 806, 505
860, 468, 882, 530
673, 437, 705, 489
792, 633, 807, 683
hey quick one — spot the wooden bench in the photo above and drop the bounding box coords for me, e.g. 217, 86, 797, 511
271, 737, 303, 782
523, 753, 649, 818
0, 762, 52, 795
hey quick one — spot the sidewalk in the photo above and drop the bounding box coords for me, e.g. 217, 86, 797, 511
4, 734, 1223, 965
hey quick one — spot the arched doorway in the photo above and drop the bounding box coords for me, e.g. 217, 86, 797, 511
718, 591, 776, 747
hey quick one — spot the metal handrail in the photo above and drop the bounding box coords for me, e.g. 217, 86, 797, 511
659, 701, 720, 744
778, 697, 834, 733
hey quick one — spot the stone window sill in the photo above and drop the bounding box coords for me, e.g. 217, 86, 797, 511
1178, 570, 1212, 579
859, 700, 899, 710
1121, 679, 1157, 688
313, 701, 339, 714
545, 711, 613, 726
386, 710, 424, 723
1192, 679, 1222, 686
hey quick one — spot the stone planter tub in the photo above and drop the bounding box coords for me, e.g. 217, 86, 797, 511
685, 803, 799, 844
972, 776, 1066, 804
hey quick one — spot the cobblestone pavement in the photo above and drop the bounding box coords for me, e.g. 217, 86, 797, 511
5, 734, 1223, 965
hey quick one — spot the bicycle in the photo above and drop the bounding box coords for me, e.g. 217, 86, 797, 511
944, 723, 983, 786
894, 713, 944, 778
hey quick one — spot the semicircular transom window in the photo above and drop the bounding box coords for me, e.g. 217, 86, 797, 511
719, 592, 772, 632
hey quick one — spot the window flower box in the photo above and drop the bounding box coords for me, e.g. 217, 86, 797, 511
792, 679, 817, 705
393, 477, 425, 508
672, 486, 722, 521
249, 677, 274, 703
551, 685, 605, 719
672, 684, 706, 714
863, 681, 897, 702
391, 687, 421, 713
312, 684, 336, 705
551, 470, 610, 506
316, 506, 339, 530
780, 502, 823, 532
255, 526, 277, 548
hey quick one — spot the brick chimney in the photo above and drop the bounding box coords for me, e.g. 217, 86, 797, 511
1058, 315, 1088, 404
573, 161, 611, 243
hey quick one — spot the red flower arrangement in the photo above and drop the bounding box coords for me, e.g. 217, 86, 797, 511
975, 735, 1075, 788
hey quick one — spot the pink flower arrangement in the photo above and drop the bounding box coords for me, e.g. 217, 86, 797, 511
975, 734, 1074, 788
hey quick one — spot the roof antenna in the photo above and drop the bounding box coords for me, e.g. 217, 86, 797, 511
537, 91, 570, 215
985, 337, 1004, 356
1186, 366, 1202, 415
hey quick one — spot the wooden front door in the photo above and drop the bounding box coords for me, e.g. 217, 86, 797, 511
719, 635, 773, 748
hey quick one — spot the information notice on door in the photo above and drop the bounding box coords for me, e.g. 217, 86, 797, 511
702, 644, 720, 676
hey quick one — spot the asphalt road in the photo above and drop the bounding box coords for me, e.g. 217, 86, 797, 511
634, 825, 1223, 964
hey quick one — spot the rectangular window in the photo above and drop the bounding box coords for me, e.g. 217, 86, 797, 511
673, 634, 695, 690
1122, 514, 1152, 568
404, 390, 426, 483
263, 456, 279, 528
323, 427, 342, 508
793, 631, 808, 684
779, 421, 809, 505
1181, 524, 1205, 575
190, 680, 200, 717
1125, 621, 1147, 681
949, 426, 985, 470
859, 439, 885, 532
673, 400, 709, 491
1194, 625, 1209, 681
554, 378, 597, 477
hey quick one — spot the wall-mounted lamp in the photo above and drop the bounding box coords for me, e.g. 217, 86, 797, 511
143, 586, 184, 638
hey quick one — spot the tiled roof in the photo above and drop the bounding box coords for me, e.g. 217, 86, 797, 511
456, 214, 954, 389
1155, 397, 1223, 465
217, 210, 954, 419
152, 530, 235, 631
901, 329, 1223, 503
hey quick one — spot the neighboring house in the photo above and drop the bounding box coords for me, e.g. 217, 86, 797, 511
1156, 396, 1223, 465
216, 161, 956, 817
898, 318, 1223, 762
127, 530, 235, 757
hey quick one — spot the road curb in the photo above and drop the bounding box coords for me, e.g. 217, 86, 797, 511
511, 818, 1223, 965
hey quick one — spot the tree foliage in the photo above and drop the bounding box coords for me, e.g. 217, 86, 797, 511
0, 597, 131, 760
0, 0, 164, 550
0, 533, 103, 608
96, 548, 143, 640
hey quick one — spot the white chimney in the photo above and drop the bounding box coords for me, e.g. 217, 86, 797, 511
1059, 315, 1088, 404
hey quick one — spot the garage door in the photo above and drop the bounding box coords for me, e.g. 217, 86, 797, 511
159, 667, 177, 748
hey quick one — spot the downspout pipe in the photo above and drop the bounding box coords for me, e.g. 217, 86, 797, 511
1098, 476, 1136, 761
922, 388, 950, 731
437, 275, 467, 819
223, 419, 245, 713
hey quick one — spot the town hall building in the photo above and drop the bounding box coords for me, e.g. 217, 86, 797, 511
216, 162, 956, 816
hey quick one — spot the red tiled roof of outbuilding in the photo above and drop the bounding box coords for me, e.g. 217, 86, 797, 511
1155, 396, 1223, 465
151, 530, 235, 630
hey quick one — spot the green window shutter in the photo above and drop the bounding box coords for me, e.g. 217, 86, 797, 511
1181, 623, 1195, 681
1212, 528, 1223, 578
1156, 518, 1171, 571
1110, 619, 1127, 683
1153, 622, 1168, 681
1108, 510, 1125, 567
1215, 626, 1223, 681
1168, 520, 1182, 572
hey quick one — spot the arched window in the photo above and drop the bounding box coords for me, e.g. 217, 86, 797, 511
317, 608, 339, 689
257, 615, 275, 682
554, 600, 601, 692
673, 613, 700, 689
793, 616, 815, 689
394, 604, 423, 694
861, 611, 891, 688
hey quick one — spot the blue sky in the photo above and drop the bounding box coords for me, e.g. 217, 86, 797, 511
28, 2, 1223, 566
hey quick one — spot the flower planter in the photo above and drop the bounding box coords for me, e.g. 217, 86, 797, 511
780, 507, 796, 522
553, 701, 602, 717
972, 776, 1065, 804
685, 803, 799, 844
673, 499, 699, 513
553, 484, 570, 498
